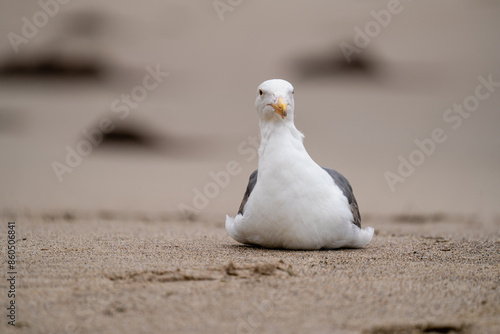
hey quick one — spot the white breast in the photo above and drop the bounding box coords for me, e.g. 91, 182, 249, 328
230, 125, 356, 249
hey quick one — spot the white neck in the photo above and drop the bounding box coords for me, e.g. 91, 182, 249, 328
258, 119, 305, 158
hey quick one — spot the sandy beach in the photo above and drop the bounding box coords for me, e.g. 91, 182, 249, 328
0, 212, 498, 334
1, 1, 499, 333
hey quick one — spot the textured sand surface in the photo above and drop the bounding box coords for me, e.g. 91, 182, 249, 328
1, 1, 500, 333
1, 213, 498, 334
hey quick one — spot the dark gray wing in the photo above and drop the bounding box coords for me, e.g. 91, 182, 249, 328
321, 167, 361, 228
238, 169, 258, 215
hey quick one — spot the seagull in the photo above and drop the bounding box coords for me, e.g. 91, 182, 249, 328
225, 79, 374, 250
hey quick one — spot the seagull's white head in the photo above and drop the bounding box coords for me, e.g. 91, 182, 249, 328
255, 79, 295, 123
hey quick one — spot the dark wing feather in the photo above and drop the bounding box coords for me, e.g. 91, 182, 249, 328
321, 167, 361, 228
238, 169, 258, 215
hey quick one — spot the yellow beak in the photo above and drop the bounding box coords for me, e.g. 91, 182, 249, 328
270, 97, 288, 119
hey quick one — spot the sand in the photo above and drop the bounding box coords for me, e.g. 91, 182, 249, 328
1, 1, 500, 333
1, 212, 498, 334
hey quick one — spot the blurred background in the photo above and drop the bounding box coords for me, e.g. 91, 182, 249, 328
1, 0, 499, 222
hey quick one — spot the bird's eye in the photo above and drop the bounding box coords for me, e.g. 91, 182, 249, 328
292, 90, 294, 95
259, 89, 263, 96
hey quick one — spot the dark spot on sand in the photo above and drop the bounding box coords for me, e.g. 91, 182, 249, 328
365, 323, 469, 334
393, 214, 446, 224
293, 47, 382, 81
